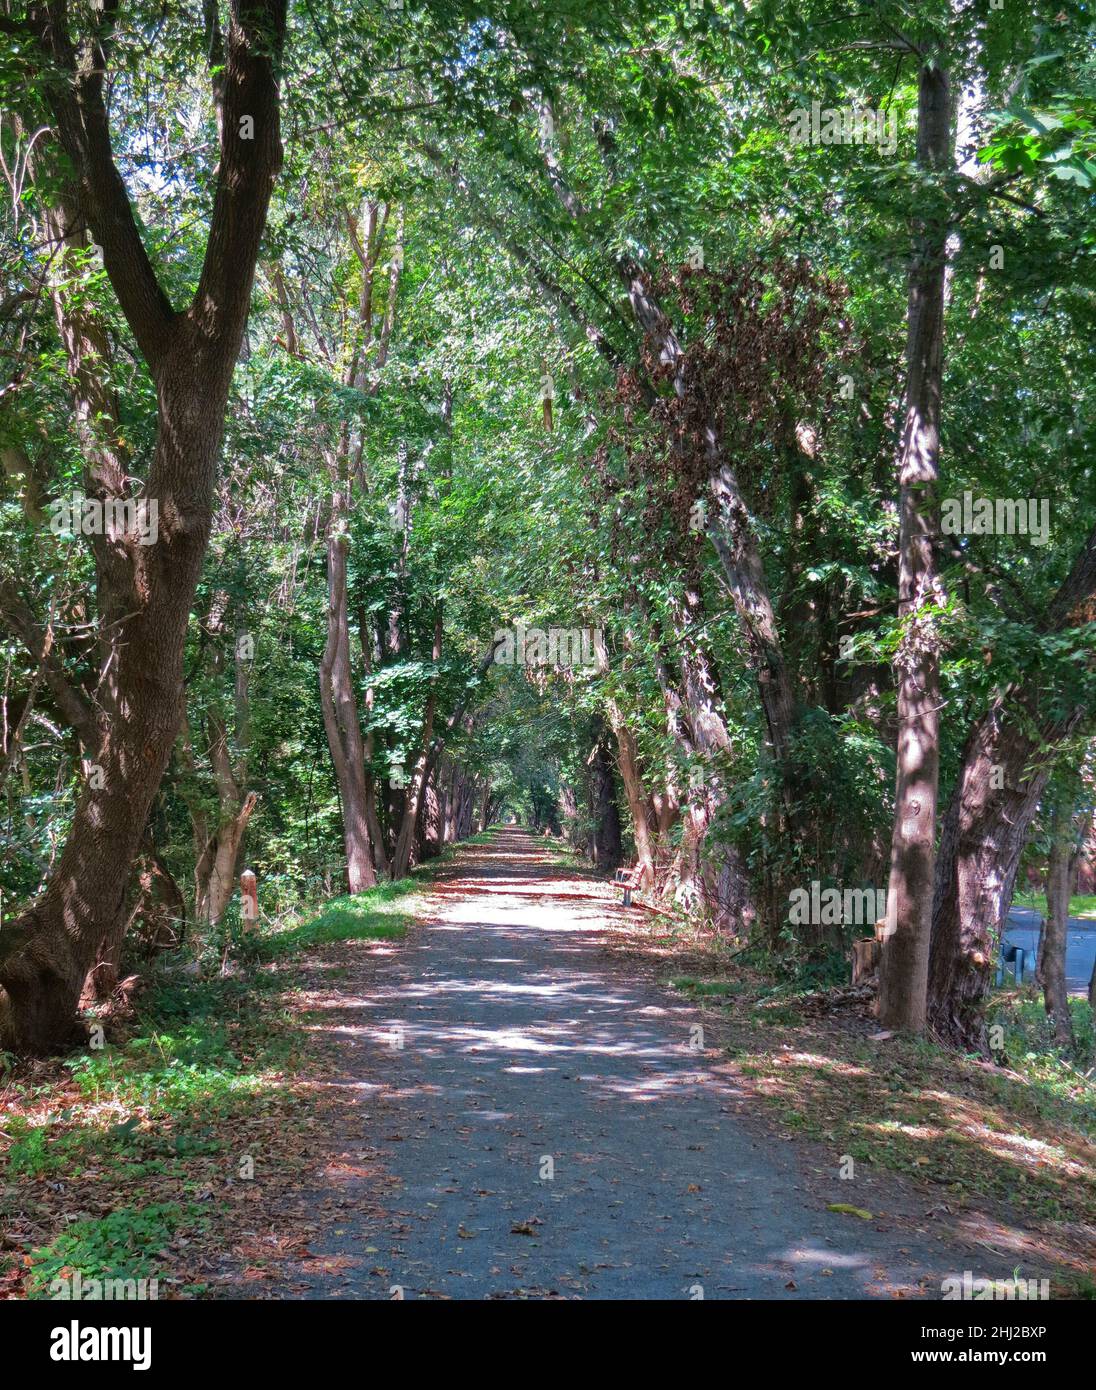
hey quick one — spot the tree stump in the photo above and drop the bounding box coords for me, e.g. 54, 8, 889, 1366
239, 869, 258, 933
852, 938, 881, 985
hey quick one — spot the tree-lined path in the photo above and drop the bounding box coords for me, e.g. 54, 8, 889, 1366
277, 829, 1020, 1300
4, 1, 1094, 1317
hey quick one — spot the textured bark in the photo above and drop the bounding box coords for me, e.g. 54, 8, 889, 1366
878, 60, 950, 1034
391, 610, 443, 879
1041, 789, 1077, 1048
928, 718, 1054, 1046
559, 781, 584, 851
643, 589, 755, 933
80, 843, 187, 1007
319, 505, 377, 894
454, 772, 476, 839
419, 774, 443, 859
928, 525, 1096, 1046
589, 723, 623, 872
608, 705, 655, 888
200, 796, 257, 925
0, 0, 288, 1054
706, 458, 798, 782
358, 611, 390, 877
441, 757, 458, 843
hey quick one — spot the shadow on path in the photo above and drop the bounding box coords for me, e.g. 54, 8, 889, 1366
256, 829, 1032, 1300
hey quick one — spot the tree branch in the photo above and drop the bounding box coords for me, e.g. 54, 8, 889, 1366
0, 576, 97, 746
34, 0, 178, 368
192, 0, 288, 356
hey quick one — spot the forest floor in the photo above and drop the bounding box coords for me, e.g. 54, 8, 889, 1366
3, 827, 1093, 1299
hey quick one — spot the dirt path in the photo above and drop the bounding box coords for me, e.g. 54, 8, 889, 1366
260, 829, 1027, 1300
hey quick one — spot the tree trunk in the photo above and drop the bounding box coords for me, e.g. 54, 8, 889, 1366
929, 715, 1068, 1046
706, 460, 799, 785
878, 58, 950, 1034
928, 527, 1096, 1046
1038, 772, 1082, 1047
589, 722, 623, 872
559, 780, 583, 850
390, 609, 443, 879
319, 496, 377, 894
358, 611, 390, 877
1041, 801, 1076, 1048
0, 0, 287, 1055
646, 592, 755, 933
435, 755, 451, 845
623, 265, 800, 791
204, 791, 259, 925
196, 629, 257, 925
0, 360, 253, 1050
609, 708, 655, 888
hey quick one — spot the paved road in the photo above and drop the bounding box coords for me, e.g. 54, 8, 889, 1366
1002, 908, 1096, 990
289, 829, 1030, 1300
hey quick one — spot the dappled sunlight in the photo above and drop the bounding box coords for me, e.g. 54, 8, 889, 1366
721, 1033, 1096, 1220
294, 833, 736, 1110
781, 1051, 873, 1078
274, 829, 1092, 1301
594, 1069, 744, 1104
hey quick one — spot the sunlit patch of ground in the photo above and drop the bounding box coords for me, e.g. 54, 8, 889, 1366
646, 963, 1096, 1288
520, 846, 1093, 1291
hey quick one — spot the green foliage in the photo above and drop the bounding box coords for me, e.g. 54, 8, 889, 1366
25, 1205, 189, 1299
2, 0, 1094, 1034
989, 992, 1096, 1081
258, 881, 418, 958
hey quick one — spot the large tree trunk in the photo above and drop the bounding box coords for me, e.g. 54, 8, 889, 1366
418, 772, 443, 859
1041, 784, 1077, 1048
559, 780, 583, 850
390, 610, 443, 879
593, 627, 656, 887
622, 265, 801, 790
706, 459, 799, 784
608, 706, 655, 888
0, 367, 251, 1047
200, 787, 259, 926
319, 497, 377, 894
642, 587, 755, 932
928, 527, 1096, 1046
357, 611, 390, 877
194, 613, 258, 924
878, 59, 950, 1033
588, 721, 623, 872
0, 0, 287, 1054
928, 718, 1053, 1046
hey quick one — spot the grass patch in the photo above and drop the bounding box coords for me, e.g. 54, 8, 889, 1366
258, 878, 418, 958
1011, 891, 1096, 920
671, 976, 745, 997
